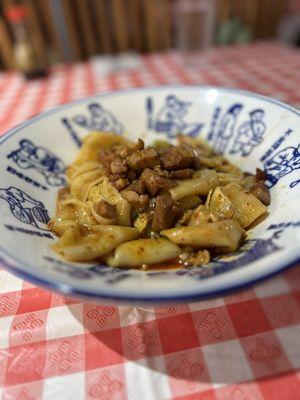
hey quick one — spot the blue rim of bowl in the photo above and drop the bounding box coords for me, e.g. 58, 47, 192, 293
0, 250, 299, 304
0, 84, 299, 304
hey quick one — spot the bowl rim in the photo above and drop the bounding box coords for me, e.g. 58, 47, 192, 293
0, 84, 299, 304
0, 251, 298, 304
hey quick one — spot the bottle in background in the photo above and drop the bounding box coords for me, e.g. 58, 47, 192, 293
5, 5, 47, 79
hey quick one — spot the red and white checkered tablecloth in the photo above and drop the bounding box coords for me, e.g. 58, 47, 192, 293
0, 42, 300, 400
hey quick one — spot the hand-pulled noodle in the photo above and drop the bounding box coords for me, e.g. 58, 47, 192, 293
93, 178, 131, 226
161, 220, 245, 252
53, 225, 139, 261
49, 132, 270, 269
107, 238, 181, 267
221, 182, 267, 228
169, 170, 220, 200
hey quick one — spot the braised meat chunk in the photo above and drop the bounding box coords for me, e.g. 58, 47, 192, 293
112, 177, 129, 191
95, 200, 117, 219
151, 192, 180, 232
250, 181, 270, 206
127, 148, 160, 170
255, 168, 267, 182
110, 157, 128, 175
250, 168, 270, 205
160, 147, 194, 170
122, 190, 149, 213
126, 178, 147, 195
169, 169, 194, 180
140, 168, 177, 197
119, 138, 145, 158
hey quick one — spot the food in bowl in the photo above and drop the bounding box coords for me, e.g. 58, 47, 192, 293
49, 131, 270, 269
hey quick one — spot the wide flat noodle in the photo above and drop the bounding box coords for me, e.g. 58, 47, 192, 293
53, 225, 139, 261
161, 220, 245, 252
107, 238, 180, 267
221, 183, 267, 228
170, 170, 220, 200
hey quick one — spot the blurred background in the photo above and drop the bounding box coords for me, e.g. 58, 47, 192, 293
0, 0, 300, 75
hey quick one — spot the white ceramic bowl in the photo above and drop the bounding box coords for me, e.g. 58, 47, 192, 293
0, 86, 299, 304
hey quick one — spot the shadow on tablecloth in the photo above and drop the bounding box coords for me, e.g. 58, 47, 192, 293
66, 265, 300, 388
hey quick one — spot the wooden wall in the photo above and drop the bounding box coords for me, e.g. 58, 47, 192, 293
0, 0, 289, 70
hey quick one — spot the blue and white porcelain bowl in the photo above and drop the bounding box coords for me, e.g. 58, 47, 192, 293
0, 86, 299, 305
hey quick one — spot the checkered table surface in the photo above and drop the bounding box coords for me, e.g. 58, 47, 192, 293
0, 42, 300, 399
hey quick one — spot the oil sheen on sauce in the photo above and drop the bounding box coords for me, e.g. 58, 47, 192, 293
141, 259, 182, 271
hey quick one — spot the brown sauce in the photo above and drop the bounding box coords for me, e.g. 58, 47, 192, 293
141, 259, 182, 271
